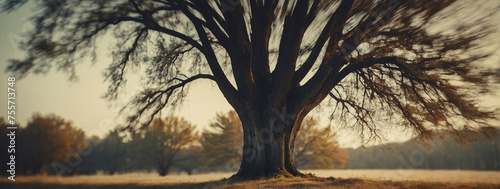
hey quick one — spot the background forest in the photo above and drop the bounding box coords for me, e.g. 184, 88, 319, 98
0, 111, 347, 176
1, 112, 498, 177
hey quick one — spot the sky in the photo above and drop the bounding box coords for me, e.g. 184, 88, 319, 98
0, 1, 499, 148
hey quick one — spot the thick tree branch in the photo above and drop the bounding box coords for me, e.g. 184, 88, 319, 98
340, 0, 407, 57
269, 0, 310, 108
250, 0, 275, 101
177, 2, 241, 110
217, 1, 256, 109
189, 1, 231, 48
292, 0, 355, 87
290, 0, 409, 114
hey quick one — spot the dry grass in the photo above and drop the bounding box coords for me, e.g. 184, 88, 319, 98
224, 177, 500, 189
1, 170, 499, 189
306, 169, 500, 184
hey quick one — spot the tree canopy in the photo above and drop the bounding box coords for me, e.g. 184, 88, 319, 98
201, 111, 243, 169
294, 118, 348, 169
135, 116, 199, 176
3, 0, 498, 178
18, 113, 86, 175
95, 130, 129, 175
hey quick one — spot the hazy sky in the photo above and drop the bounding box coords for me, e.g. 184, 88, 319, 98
1, 1, 499, 148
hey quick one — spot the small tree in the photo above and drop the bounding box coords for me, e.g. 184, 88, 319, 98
294, 118, 348, 169
136, 116, 199, 176
18, 113, 86, 175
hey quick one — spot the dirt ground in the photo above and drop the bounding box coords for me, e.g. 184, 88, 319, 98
1, 169, 499, 188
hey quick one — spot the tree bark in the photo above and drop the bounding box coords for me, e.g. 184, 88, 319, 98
233, 109, 304, 179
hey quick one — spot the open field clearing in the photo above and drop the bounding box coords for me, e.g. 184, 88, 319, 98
306, 169, 500, 184
1, 170, 500, 188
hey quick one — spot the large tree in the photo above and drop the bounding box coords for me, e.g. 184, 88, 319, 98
2, 0, 498, 178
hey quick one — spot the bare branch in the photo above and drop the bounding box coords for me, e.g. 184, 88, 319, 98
124, 74, 216, 131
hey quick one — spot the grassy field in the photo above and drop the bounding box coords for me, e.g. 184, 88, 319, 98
1, 170, 499, 188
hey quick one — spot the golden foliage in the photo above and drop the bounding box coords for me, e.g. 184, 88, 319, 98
20, 113, 86, 174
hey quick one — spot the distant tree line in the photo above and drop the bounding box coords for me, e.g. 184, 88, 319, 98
0, 111, 347, 176
345, 129, 500, 170
4, 112, 496, 176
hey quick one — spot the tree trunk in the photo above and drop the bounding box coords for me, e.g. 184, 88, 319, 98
158, 158, 167, 176
233, 109, 303, 179
158, 164, 170, 176
158, 160, 173, 176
